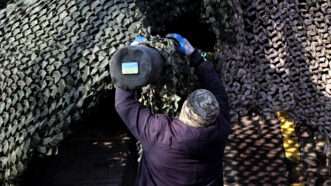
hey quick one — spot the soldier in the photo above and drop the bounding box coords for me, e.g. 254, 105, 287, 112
113, 33, 231, 186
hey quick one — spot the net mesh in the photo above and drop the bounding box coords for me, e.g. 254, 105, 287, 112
0, 0, 330, 185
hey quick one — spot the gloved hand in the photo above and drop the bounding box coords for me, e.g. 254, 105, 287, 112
130, 35, 147, 46
166, 33, 195, 56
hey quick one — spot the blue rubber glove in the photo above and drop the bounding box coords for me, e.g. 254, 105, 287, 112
166, 33, 195, 56
130, 35, 147, 46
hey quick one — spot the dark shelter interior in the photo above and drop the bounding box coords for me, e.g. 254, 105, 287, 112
22, 91, 138, 186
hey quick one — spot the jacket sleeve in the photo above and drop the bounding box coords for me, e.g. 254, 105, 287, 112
190, 50, 230, 122
114, 88, 169, 144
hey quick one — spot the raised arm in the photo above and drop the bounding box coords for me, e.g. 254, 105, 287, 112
115, 88, 169, 144
166, 33, 230, 121
113, 36, 171, 144
190, 51, 230, 121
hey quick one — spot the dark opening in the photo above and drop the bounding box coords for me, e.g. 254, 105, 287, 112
153, 14, 217, 52
135, 1, 217, 52
21, 91, 138, 186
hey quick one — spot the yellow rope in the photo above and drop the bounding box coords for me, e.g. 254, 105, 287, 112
277, 112, 303, 185
277, 112, 301, 162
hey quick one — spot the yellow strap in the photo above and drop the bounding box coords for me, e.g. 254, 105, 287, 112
277, 112, 301, 162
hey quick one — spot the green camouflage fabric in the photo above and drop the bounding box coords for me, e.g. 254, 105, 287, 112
0, 0, 330, 185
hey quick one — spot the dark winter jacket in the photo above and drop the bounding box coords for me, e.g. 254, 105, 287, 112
115, 52, 231, 186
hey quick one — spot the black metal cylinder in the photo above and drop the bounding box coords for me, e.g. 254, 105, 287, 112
110, 45, 164, 90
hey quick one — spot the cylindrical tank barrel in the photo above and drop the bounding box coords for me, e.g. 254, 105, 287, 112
110, 45, 164, 90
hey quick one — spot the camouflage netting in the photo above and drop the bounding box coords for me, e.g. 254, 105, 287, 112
0, 0, 330, 185
221, 0, 331, 184
223, 112, 289, 185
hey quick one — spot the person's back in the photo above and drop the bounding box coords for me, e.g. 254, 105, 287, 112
136, 115, 230, 186
114, 33, 231, 186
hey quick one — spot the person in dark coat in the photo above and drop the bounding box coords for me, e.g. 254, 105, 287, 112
114, 33, 231, 186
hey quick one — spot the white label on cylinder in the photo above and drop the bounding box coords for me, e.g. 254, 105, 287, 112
121, 61, 139, 75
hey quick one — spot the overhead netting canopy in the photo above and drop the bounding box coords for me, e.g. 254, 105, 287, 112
0, 0, 330, 185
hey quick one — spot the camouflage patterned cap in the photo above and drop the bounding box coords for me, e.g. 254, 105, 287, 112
179, 89, 220, 127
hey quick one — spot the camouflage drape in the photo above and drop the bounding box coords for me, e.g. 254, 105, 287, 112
0, 0, 330, 185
